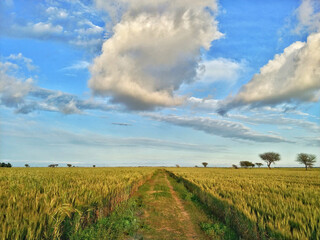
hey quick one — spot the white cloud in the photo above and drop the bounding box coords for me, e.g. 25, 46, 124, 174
7, 53, 37, 71
145, 113, 292, 143
46, 6, 68, 19
0, 58, 116, 114
1, 1, 105, 52
0, 62, 34, 107
218, 32, 320, 114
89, 0, 223, 110
61, 60, 90, 71
186, 97, 220, 111
198, 58, 247, 84
226, 113, 320, 133
294, 0, 320, 34
30, 22, 63, 35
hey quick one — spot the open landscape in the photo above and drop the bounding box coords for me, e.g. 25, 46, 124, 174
1, 0, 320, 239
1, 167, 319, 239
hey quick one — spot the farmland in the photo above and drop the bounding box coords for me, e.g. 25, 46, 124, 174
168, 168, 320, 239
0, 167, 319, 239
0, 167, 154, 239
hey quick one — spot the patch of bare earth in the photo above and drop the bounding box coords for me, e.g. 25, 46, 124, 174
135, 171, 204, 240
164, 174, 198, 239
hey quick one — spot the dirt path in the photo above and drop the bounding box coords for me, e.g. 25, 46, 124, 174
132, 170, 208, 240
163, 174, 198, 239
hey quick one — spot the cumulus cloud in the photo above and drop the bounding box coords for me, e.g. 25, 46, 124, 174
89, 0, 223, 110
145, 113, 292, 143
218, 32, 320, 114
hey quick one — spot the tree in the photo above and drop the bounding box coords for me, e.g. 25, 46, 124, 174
255, 163, 263, 168
259, 152, 280, 169
296, 153, 316, 170
25, 164, 30, 168
0, 162, 12, 167
67, 164, 72, 167
48, 164, 58, 168
175, 164, 180, 168
202, 162, 208, 167
232, 164, 238, 169
93, 165, 96, 167
240, 161, 255, 168
195, 165, 198, 168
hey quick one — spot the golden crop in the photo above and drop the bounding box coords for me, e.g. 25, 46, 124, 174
0, 167, 155, 240
168, 168, 320, 240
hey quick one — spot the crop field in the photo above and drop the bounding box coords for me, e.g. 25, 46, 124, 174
0, 167, 319, 240
168, 168, 320, 240
0, 168, 154, 240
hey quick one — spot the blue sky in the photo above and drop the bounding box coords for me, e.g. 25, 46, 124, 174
1, 0, 319, 167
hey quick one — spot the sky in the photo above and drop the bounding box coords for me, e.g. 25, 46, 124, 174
0, 0, 319, 167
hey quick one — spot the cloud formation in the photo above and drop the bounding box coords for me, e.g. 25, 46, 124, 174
145, 113, 292, 143
198, 58, 247, 84
226, 113, 320, 133
0, 1, 105, 52
295, 0, 320, 34
0, 60, 116, 114
89, 0, 222, 110
218, 32, 320, 114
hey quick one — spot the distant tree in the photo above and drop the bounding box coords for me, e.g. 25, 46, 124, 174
296, 153, 316, 171
25, 164, 30, 168
48, 164, 58, 168
93, 165, 96, 167
240, 161, 255, 168
67, 164, 72, 167
259, 152, 280, 169
232, 164, 238, 169
195, 165, 198, 168
202, 162, 208, 168
175, 164, 180, 168
255, 163, 263, 168
0, 162, 12, 168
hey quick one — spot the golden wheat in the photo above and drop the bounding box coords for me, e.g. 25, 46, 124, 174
0, 167, 154, 240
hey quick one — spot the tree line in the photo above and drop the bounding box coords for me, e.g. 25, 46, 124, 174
196, 152, 317, 171
0, 162, 12, 168
231, 152, 317, 170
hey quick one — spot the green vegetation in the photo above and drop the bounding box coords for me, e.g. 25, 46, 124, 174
168, 168, 320, 240
259, 152, 280, 169
0, 162, 12, 167
202, 162, 208, 167
239, 161, 255, 168
296, 153, 317, 170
